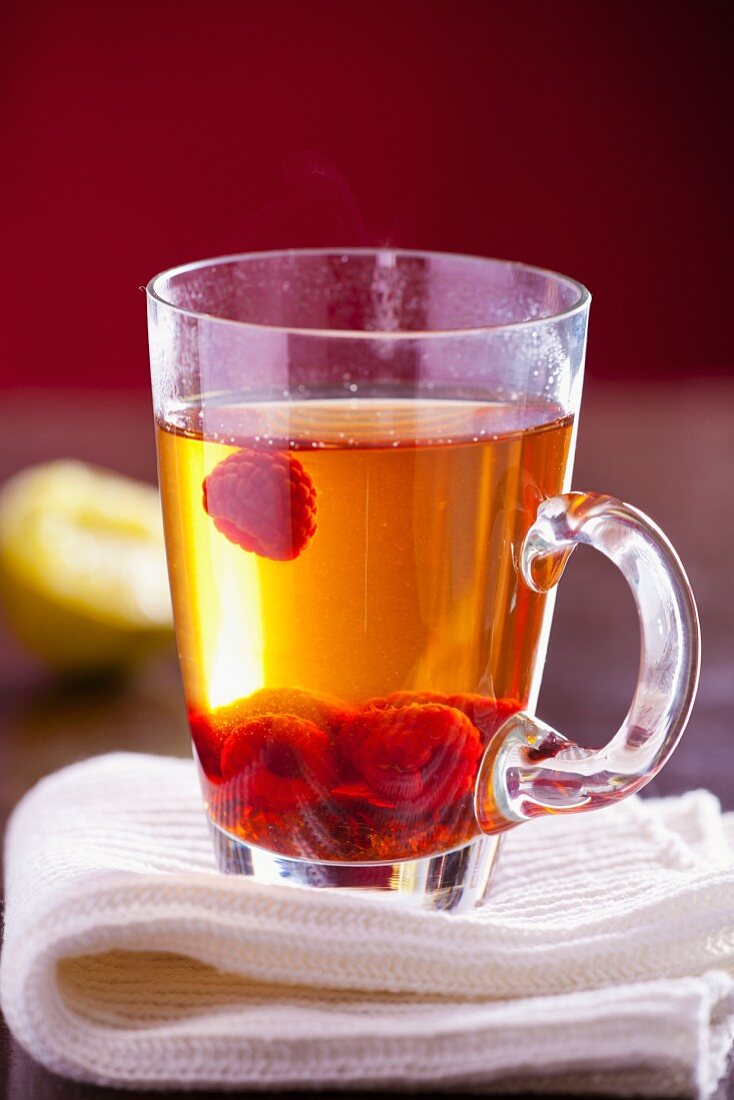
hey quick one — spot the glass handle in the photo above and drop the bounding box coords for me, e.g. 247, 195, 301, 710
475, 492, 700, 834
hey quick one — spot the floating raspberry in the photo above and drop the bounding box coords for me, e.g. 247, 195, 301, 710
338, 703, 482, 813
203, 449, 317, 561
369, 691, 521, 745
220, 714, 336, 812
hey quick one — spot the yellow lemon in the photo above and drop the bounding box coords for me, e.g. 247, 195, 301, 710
0, 461, 174, 672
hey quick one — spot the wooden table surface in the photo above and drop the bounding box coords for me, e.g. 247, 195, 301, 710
0, 380, 732, 1099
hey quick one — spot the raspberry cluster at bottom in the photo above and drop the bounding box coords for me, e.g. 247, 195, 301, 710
191, 687, 521, 862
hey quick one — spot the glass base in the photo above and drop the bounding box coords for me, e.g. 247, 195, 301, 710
210, 823, 501, 912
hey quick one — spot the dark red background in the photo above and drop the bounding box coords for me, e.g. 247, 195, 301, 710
1, 0, 731, 389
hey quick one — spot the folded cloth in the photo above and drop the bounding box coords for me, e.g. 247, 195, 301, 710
2, 754, 733, 1097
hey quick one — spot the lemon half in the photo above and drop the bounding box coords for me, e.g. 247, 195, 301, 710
0, 461, 174, 672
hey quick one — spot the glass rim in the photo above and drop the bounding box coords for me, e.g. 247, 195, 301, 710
146, 247, 591, 339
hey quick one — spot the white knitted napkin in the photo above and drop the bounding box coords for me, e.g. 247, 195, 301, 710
2, 754, 733, 1097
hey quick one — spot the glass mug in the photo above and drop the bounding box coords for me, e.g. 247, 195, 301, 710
146, 249, 699, 912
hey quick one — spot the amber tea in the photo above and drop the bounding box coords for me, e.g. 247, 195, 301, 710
157, 396, 573, 863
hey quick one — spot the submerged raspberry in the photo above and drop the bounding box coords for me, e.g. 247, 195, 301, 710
198, 688, 514, 860
232, 686, 350, 736
188, 687, 349, 783
220, 714, 336, 812
338, 702, 482, 812
203, 449, 317, 561
189, 708, 228, 781
370, 690, 521, 744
